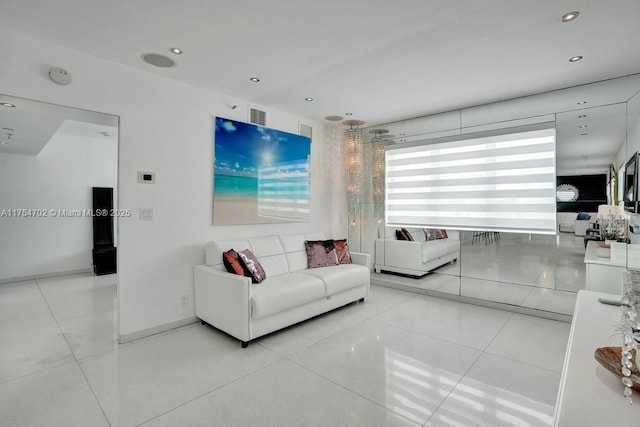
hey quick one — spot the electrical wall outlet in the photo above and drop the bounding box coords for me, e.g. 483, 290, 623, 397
180, 295, 188, 307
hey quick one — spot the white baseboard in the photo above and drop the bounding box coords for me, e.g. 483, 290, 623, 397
0, 268, 93, 285
118, 316, 199, 344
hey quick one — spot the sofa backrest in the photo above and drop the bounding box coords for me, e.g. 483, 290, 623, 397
381, 226, 459, 242
204, 231, 325, 277
279, 232, 325, 273
556, 212, 596, 224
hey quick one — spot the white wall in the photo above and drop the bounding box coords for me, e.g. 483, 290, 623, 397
0, 28, 347, 339
0, 132, 117, 280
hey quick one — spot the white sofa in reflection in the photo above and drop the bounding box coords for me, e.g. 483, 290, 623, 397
557, 212, 596, 236
374, 228, 460, 277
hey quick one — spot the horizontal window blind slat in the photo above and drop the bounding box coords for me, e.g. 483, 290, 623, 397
385, 128, 556, 234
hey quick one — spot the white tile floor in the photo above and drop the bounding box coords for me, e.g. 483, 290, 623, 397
0, 273, 570, 426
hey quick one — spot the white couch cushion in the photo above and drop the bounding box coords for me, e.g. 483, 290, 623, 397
280, 232, 326, 272
248, 235, 284, 257
251, 272, 325, 319
248, 235, 288, 277
302, 264, 369, 295
422, 239, 459, 262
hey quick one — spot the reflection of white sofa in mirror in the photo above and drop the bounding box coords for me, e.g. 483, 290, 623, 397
556, 212, 596, 236
374, 228, 460, 277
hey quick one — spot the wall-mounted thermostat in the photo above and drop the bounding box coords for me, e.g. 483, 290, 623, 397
137, 171, 156, 184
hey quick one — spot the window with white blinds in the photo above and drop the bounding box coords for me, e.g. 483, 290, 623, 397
386, 128, 557, 234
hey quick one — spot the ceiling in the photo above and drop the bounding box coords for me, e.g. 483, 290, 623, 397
1, 1, 640, 173
0, 95, 118, 155
1, 0, 640, 127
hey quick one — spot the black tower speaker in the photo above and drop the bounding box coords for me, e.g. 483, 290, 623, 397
92, 187, 116, 275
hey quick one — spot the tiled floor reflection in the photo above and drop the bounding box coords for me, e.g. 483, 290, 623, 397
373, 232, 582, 316
1, 275, 570, 426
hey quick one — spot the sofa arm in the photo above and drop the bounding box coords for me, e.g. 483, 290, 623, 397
350, 252, 371, 270
382, 240, 425, 269
194, 265, 252, 342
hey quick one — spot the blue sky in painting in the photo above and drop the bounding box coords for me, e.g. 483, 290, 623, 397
214, 117, 311, 178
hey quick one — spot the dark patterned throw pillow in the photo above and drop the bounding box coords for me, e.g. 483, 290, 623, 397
424, 228, 447, 241
305, 240, 339, 268
237, 249, 267, 283
334, 239, 352, 264
401, 228, 414, 241
222, 249, 246, 276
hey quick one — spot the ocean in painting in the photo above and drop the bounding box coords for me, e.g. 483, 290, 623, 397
214, 174, 310, 200
214, 175, 258, 198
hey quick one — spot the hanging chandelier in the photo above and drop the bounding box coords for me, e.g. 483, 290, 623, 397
343, 119, 365, 226
369, 129, 389, 223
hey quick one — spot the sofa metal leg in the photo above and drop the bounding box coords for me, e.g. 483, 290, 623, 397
200, 320, 206, 325
241, 341, 249, 348
359, 297, 364, 303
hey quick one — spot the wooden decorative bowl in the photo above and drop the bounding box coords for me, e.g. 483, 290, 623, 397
594, 347, 640, 392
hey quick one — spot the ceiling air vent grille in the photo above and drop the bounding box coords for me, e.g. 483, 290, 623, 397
249, 108, 266, 126
300, 123, 313, 138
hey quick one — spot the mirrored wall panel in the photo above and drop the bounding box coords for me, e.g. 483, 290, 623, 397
355, 73, 640, 317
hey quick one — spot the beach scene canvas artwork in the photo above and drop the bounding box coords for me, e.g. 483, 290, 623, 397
213, 117, 311, 225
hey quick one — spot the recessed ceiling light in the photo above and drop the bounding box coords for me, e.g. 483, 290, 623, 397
249, 77, 260, 82
581, 133, 589, 136
569, 55, 583, 62
561, 11, 580, 22
577, 101, 587, 105
1, 103, 16, 108
304, 97, 313, 102
324, 115, 343, 122
141, 53, 175, 68
578, 125, 588, 128
578, 115, 587, 119
345, 112, 353, 116
0, 140, 8, 144
170, 47, 183, 54
2, 127, 14, 131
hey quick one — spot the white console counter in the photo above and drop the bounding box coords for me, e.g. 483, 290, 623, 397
584, 241, 626, 294
554, 290, 640, 426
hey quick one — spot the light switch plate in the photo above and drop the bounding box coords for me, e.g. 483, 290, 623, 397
140, 208, 153, 220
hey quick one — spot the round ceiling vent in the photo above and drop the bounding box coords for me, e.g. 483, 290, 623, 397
324, 115, 343, 122
141, 53, 176, 68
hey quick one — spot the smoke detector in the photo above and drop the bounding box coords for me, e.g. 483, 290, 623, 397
49, 67, 72, 85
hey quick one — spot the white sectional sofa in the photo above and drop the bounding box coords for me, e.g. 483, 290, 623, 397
374, 228, 460, 277
556, 212, 596, 236
194, 232, 370, 347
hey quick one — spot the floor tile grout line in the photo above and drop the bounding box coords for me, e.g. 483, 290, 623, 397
289, 358, 422, 426
0, 358, 78, 386
420, 311, 515, 426
370, 315, 505, 355
135, 355, 285, 426
34, 277, 114, 427
257, 295, 408, 359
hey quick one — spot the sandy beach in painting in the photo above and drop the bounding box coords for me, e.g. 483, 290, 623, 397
214, 196, 291, 225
